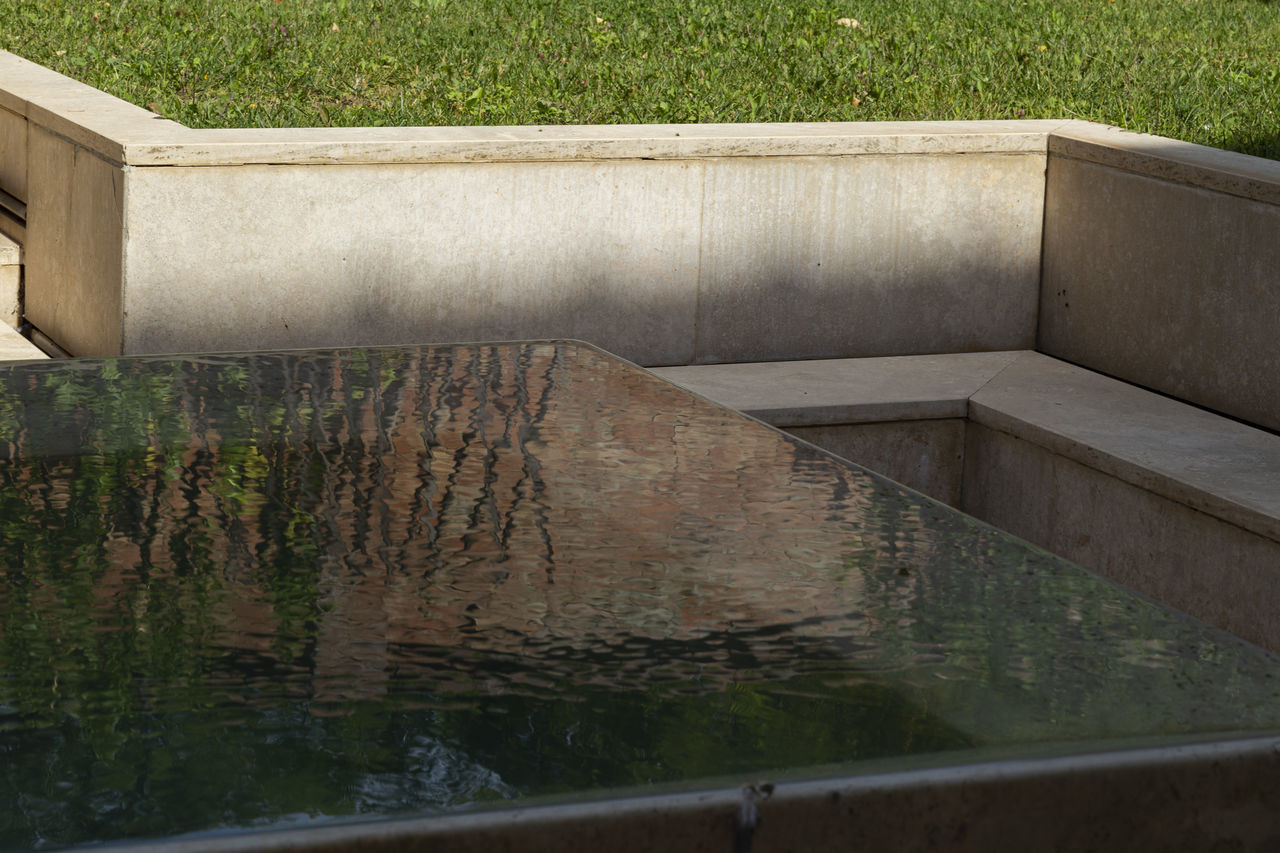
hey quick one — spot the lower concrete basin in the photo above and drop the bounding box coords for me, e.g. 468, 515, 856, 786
657, 352, 1280, 654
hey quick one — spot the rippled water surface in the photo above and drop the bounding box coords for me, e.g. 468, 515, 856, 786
1, 341, 1279, 848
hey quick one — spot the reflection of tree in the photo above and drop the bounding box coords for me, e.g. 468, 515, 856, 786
1, 341, 1279, 849
0, 342, 964, 847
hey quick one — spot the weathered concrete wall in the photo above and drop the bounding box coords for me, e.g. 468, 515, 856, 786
788, 420, 966, 505
118, 151, 1045, 363
0, 106, 27, 205
1, 48, 1060, 361
24, 126, 124, 355
1040, 125, 1280, 433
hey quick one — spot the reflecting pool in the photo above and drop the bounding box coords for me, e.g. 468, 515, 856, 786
1, 341, 1278, 849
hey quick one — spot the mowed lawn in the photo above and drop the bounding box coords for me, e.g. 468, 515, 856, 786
2, 0, 1278, 159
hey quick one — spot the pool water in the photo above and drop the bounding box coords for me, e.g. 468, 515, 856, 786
1, 341, 1278, 849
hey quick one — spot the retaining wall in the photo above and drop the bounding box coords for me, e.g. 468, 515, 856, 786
0, 51, 1053, 363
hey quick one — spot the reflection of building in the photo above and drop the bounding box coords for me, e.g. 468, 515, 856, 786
2, 342, 943, 709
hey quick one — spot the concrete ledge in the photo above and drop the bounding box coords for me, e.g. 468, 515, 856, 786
133, 736, 1280, 852
1049, 120, 1280, 206
969, 352, 1280, 544
652, 353, 1021, 505
0, 53, 1063, 168
652, 351, 1021, 426
657, 351, 1280, 545
124, 120, 1062, 168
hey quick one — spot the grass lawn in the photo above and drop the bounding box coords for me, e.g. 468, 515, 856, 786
1, 0, 1278, 159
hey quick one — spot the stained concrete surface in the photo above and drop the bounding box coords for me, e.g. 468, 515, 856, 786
24, 124, 123, 356
691, 154, 1044, 363
789, 419, 965, 505
1039, 155, 1280, 434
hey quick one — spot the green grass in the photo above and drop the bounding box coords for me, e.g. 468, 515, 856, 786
2, 0, 1278, 159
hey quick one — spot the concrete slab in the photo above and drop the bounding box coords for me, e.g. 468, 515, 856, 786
651, 351, 1022, 425
693, 155, 1044, 363
1039, 156, 1280, 434
971, 352, 1280, 544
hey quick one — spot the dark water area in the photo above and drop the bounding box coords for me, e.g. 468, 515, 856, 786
0, 341, 1278, 849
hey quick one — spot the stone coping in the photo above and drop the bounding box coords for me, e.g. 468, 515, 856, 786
654, 351, 1280, 545
4, 49, 1279, 208
129, 735, 1280, 852
653, 351, 1022, 426
1049, 121, 1280, 206
0, 54, 1061, 165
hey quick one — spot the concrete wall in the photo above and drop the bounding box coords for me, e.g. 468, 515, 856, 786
119, 151, 1044, 363
1040, 125, 1280, 434
789, 420, 966, 505
1, 51, 1056, 362
4, 52, 1280, 417
25, 126, 124, 354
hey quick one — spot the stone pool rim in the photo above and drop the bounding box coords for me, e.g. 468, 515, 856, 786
122, 734, 1280, 852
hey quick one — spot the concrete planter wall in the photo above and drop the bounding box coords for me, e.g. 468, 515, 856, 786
2, 51, 1048, 362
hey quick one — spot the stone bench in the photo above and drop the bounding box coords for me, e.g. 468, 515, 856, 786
653, 351, 1280, 653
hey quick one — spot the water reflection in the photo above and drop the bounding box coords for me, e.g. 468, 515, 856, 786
0, 341, 1278, 848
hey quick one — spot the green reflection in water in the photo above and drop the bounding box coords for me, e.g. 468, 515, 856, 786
0, 342, 1278, 849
